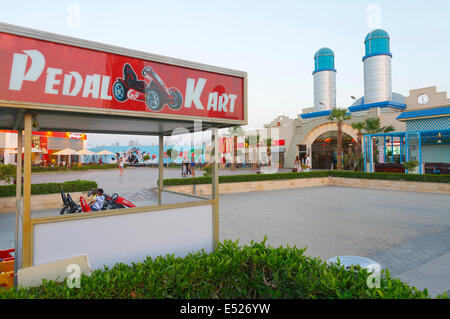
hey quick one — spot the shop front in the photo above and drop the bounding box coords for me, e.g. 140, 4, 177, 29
0, 130, 86, 166
0, 22, 247, 284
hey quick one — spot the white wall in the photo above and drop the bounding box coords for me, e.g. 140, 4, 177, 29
33, 205, 213, 269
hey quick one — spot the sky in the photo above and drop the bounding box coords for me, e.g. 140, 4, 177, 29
2, 0, 450, 147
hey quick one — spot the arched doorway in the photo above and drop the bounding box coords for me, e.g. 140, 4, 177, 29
311, 131, 356, 169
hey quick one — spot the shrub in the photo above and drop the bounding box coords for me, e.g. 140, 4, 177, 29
0, 238, 436, 299
31, 166, 68, 173
0, 180, 98, 197
31, 164, 125, 173
202, 165, 212, 177
163, 170, 450, 186
405, 161, 419, 173
0, 164, 16, 183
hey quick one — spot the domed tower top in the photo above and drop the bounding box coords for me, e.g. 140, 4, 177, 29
313, 47, 336, 75
363, 29, 392, 61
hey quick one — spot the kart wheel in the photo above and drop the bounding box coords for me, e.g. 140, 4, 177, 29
168, 88, 183, 110
145, 90, 163, 111
113, 81, 128, 102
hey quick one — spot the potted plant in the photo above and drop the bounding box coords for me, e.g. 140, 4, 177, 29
405, 161, 419, 174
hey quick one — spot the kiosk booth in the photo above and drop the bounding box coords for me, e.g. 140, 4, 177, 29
0, 23, 247, 283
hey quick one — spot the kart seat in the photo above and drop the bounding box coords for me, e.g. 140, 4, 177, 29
123, 64, 146, 92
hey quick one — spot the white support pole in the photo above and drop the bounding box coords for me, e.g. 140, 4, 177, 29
14, 129, 23, 286
22, 114, 32, 268
158, 135, 164, 205
211, 128, 219, 250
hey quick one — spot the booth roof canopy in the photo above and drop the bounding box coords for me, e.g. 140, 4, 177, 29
0, 107, 226, 136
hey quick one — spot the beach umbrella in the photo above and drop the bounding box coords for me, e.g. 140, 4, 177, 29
96, 150, 115, 156
53, 148, 79, 167
77, 149, 96, 164
96, 150, 115, 164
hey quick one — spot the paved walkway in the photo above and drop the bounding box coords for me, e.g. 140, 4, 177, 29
25, 167, 290, 195
219, 186, 450, 297
1, 168, 449, 296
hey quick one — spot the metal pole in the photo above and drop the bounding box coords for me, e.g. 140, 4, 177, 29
363, 135, 366, 172
14, 130, 23, 287
22, 114, 32, 267
391, 135, 394, 163
158, 135, 164, 205
419, 132, 422, 174
211, 128, 219, 251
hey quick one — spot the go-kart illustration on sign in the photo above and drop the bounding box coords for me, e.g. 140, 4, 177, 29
0, 32, 244, 121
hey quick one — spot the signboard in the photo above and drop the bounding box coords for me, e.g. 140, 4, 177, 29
0, 28, 245, 123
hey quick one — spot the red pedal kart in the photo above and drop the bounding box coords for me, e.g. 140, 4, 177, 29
60, 188, 136, 215
112, 64, 183, 112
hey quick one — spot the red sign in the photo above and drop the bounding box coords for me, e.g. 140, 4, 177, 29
0, 32, 245, 122
0, 130, 87, 140
272, 139, 285, 146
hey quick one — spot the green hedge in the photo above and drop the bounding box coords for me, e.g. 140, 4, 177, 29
0, 180, 98, 197
31, 164, 124, 173
163, 170, 450, 186
71, 164, 121, 171
1, 238, 439, 299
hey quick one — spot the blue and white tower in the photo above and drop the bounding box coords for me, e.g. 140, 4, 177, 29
313, 48, 336, 111
363, 29, 392, 104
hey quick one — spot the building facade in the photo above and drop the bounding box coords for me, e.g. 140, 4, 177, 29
257, 29, 449, 171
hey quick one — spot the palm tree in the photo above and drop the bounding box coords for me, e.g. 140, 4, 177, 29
364, 118, 395, 134
247, 134, 259, 168
328, 108, 351, 170
351, 121, 366, 156
227, 126, 244, 170
264, 138, 273, 167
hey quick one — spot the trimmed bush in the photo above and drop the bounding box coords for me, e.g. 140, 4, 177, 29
32, 164, 124, 173
31, 166, 69, 173
0, 180, 98, 197
0, 238, 438, 299
163, 170, 450, 186
330, 171, 450, 183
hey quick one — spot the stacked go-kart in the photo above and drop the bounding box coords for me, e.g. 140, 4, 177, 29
0, 249, 14, 289
60, 188, 135, 215
112, 64, 183, 112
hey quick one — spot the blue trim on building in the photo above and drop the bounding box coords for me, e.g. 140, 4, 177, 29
348, 100, 407, 112
362, 52, 393, 61
396, 106, 450, 120
312, 68, 337, 75
300, 110, 331, 119
300, 110, 351, 119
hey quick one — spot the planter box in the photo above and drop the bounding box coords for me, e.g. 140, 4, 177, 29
166, 177, 450, 196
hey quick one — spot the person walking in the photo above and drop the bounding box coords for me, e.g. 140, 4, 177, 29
190, 156, 196, 177
305, 154, 311, 172
119, 157, 124, 175
294, 155, 301, 172
182, 154, 188, 177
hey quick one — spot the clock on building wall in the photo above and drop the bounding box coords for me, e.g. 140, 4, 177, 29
417, 94, 429, 105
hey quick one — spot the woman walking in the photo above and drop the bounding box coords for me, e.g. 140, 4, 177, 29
119, 157, 124, 175
294, 155, 301, 172
190, 156, 196, 177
